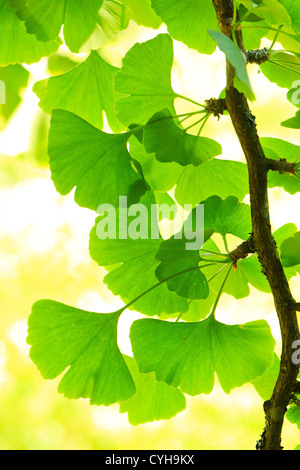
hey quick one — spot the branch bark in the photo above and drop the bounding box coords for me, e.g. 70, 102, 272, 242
212, 0, 300, 450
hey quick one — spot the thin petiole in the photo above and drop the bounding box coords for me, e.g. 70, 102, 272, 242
207, 262, 230, 284
199, 248, 228, 257
175, 93, 206, 108
268, 59, 300, 75
197, 113, 210, 136
129, 110, 205, 136
209, 264, 233, 320
120, 263, 217, 313
269, 25, 284, 52
237, 24, 300, 41
183, 115, 208, 133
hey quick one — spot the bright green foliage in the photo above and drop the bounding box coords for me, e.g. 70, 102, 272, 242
9, 0, 103, 52
175, 159, 249, 207
252, 0, 292, 26
27, 300, 136, 405
208, 29, 255, 101
89, 190, 189, 316
119, 355, 186, 424
33, 50, 123, 132
130, 317, 275, 395
15, 0, 300, 432
0, 64, 29, 127
280, 231, 300, 267
120, 0, 161, 28
282, 110, 300, 128
143, 110, 222, 166
260, 52, 300, 89
150, 0, 219, 54
114, 34, 176, 126
0, 1, 60, 66
48, 109, 147, 210
155, 236, 210, 301
261, 137, 300, 194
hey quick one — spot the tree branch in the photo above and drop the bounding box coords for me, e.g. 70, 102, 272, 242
229, 236, 255, 264
267, 158, 296, 175
212, 0, 300, 450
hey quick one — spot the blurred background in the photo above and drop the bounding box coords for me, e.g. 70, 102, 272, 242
0, 18, 300, 450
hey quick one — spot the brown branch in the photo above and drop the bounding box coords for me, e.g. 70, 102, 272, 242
267, 158, 296, 175
229, 236, 256, 264
246, 48, 270, 64
212, 0, 300, 450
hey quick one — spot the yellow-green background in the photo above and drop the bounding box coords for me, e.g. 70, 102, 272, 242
0, 21, 299, 450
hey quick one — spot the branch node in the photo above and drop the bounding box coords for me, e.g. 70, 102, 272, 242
204, 98, 227, 120
246, 47, 270, 64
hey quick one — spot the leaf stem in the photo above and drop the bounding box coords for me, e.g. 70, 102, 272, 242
268, 59, 300, 75
175, 94, 206, 108
237, 24, 299, 41
129, 110, 204, 136
209, 264, 233, 320
269, 25, 284, 52
119, 263, 217, 313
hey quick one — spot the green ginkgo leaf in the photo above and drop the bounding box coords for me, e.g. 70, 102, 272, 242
119, 355, 186, 425
9, 0, 104, 52
280, 231, 300, 267
27, 300, 136, 406
175, 159, 249, 207
260, 52, 300, 89
48, 109, 147, 210
119, 0, 161, 28
151, 0, 219, 54
33, 50, 124, 132
208, 29, 255, 101
0, 64, 30, 127
155, 235, 212, 301
252, 0, 292, 26
143, 110, 222, 167
89, 190, 189, 316
130, 316, 275, 395
281, 110, 300, 128
262, 137, 300, 194
114, 34, 176, 126
0, 1, 60, 66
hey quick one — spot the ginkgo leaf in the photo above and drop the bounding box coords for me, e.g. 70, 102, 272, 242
114, 34, 176, 126
129, 135, 249, 205
33, 50, 123, 132
89, 190, 189, 316
79, 0, 131, 52
260, 52, 300, 89
280, 231, 300, 267
274, 0, 300, 33
262, 137, 300, 194
27, 300, 136, 406
208, 29, 255, 101
48, 109, 147, 210
281, 110, 300, 128
251, 353, 280, 400
143, 110, 222, 167
155, 236, 211, 300
119, 355, 186, 424
9, 0, 104, 53
0, 1, 60, 66
175, 159, 249, 207
119, 0, 161, 29
0, 64, 30, 127
252, 0, 292, 26
130, 316, 275, 395
151, 0, 219, 54
200, 195, 251, 240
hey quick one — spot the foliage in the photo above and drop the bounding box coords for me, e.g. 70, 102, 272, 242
2, 0, 300, 448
